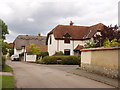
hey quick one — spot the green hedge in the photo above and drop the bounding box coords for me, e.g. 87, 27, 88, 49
41, 55, 81, 65
2, 56, 6, 70
37, 52, 49, 59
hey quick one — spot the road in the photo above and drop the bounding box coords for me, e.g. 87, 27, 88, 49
7, 60, 114, 88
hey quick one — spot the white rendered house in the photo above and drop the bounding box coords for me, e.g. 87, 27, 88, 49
13, 34, 47, 61
46, 22, 106, 56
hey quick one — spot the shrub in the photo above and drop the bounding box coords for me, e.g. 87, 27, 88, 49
37, 52, 49, 60
103, 38, 120, 47
42, 55, 81, 65
2, 56, 6, 70
53, 51, 64, 56
9, 48, 14, 56
42, 56, 57, 64
61, 56, 80, 65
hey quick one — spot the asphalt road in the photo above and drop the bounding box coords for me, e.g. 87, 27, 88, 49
7, 60, 114, 88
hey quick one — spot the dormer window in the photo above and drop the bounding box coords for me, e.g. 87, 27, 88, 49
63, 33, 71, 44
63, 33, 71, 37
64, 38, 70, 43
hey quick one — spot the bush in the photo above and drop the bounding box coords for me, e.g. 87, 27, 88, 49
9, 49, 14, 56
53, 51, 64, 56
41, 55, 81, 65
61, 56, 80, 65
37, 52, 49, 60
36, 59, 43, 64
2, 56, 6, 70
42, 56, 57, 64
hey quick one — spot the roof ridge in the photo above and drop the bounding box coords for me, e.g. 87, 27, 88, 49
57, 24, 90, 27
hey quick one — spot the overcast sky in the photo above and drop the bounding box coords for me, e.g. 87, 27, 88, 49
0, 0, 119, 43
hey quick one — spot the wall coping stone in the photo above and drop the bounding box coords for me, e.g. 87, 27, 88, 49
81, 47, 120, 52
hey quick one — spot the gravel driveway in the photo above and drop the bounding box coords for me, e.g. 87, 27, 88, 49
7, 60, 114, 88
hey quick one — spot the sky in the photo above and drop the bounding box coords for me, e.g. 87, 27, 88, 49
0, 0, 119, 43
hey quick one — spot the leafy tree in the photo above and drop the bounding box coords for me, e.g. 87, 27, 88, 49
9, 48, 14, 56
2, 41, 9, 55
0, 19, 9, 55
93, 25, 120, 47
84, 41, 96, 48
0, 19, 9, 40
29, 44, 40, 54
103, 38, 120, 47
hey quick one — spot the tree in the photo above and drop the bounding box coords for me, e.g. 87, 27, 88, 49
84, 41, 96, 48
0, 19, 9, 55
93, 25, 120, 47
103, 38, 120, 47
29, 44, 40, 54
2, 40, 9, 55
0, 19, 9, 40
9, 48, 14, 56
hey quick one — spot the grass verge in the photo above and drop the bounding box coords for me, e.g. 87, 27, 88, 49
1, 75, 14, 88
3, 65, 13, 72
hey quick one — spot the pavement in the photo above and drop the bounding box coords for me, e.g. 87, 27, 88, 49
68, 69, 119, 88
6, 60, 115, 88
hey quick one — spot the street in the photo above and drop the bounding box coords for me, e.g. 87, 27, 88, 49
7, 60, 114, 88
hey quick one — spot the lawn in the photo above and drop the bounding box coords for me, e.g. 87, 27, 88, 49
1, 75, 14, 88
3, 65, 13, 72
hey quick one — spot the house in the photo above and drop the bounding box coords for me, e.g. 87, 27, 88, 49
46, 22, 107, 56
13, 33, 47, 62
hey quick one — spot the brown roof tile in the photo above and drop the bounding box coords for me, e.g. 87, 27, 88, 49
47, 23, 107, 43
74, 45, 84, 51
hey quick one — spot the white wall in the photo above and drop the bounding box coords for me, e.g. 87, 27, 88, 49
14, 46, 25, 55
48, 34, 86, 56
48, 34, 58, 56
26, 54, 36, 62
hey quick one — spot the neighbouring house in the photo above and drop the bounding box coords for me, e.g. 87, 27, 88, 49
46, 21, 107, 56
13, 33, 47, 62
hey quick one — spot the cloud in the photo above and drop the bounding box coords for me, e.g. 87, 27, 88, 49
27, 18, 35, 22
0, 0, 119, 42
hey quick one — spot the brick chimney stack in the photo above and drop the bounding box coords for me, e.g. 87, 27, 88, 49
70, 21, 74, 26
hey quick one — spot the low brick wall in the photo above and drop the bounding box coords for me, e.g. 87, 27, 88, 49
81, 47, 120, 79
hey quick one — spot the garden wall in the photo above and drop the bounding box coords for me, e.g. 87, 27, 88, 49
81, 47, 120, 79
26, 54, 36, 62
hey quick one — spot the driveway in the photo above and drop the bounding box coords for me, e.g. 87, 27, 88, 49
7, 60, 114, 88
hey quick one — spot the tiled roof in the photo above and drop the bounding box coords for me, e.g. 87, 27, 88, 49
14, 35, 47, 50
74, 45, 84, 51
47, 23, 107, 43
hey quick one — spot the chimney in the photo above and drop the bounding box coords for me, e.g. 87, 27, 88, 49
38, 33, 41, 36
70, 21, 74, 26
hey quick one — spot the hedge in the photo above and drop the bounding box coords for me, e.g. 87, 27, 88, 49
41, 55, 81, 65
37, 52, 49, 59
2, 56, 6, 70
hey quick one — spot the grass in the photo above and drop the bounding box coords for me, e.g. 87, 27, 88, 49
1, 75, 14, 88
3, 65, 13, 72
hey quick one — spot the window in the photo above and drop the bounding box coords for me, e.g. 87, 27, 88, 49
64, 49, 70, 55
64, 38, 70, 43
63, 33, 71, 44
50, 36, 52, 44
